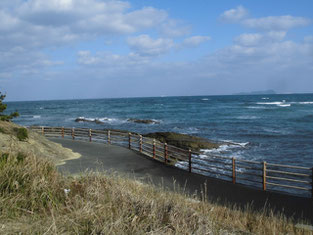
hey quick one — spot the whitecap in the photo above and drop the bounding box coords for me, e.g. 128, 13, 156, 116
246, 106, 266, 109
290, 101, 313, 105
201, 98, 209, 101
257, 102, 283, 105
78, 117, 95, 122
278, 104, 291, 107
98, 117, 127, 124
236, 115, 258, 120
261, 97, 269, 100
257, 100, 291, 107
33, 115, 41, 119
201, 144, 232, 154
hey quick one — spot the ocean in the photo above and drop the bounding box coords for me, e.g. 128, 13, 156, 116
6, 94, 313, 167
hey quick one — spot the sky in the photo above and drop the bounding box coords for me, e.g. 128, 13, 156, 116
1, 0, 313, 101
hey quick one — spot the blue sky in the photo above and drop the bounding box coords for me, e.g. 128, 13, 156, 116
1, 0, 313, 101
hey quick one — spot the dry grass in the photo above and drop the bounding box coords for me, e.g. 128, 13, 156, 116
0, 121, 81, 165
0, 152, 311, 234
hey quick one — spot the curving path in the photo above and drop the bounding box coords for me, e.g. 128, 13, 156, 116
51, 138, 313, 223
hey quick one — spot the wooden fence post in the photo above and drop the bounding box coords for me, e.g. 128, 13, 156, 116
128, 133, 131, 149
311, 167, 313, 199
72, 128, 75, 140
164, 143, 168, 164
139, 135, 143, 152
107, 130, 111, 144
189, 149, 192, 173
89, 129, 92, 142
61, 127, 64, 138
41, 126, 44, 135
153, 139, 156, 159
232, 157, 236, 184
263, 161, 267, 191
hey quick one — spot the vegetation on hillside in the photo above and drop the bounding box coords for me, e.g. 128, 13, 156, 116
0, 121, 80, 165
0, 92, 19, 121
0, 151, 308, 234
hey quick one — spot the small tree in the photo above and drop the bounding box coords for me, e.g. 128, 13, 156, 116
0, 92, 19, 121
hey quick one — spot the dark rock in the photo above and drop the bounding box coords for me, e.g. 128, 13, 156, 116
127, 118, 160, 124
95, 119, 105, 124
143, 132, 220, 151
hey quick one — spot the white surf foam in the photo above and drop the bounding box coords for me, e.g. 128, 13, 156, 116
201, 98, 209, 101
290, 101, 313, 105
77, 117, 127, 124
257, 100, 291, 107
258, 101, 313, 106
278, 103, 291, 107
33, 115, 41, 119
236, 115, 258, 120
257, 101, 284, 105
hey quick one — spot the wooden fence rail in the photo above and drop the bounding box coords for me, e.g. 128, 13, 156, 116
29, 126, 313, 198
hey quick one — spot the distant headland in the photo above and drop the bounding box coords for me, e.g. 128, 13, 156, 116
233, 90, 276, 95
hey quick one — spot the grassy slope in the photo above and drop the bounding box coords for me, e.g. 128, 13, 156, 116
0, 121, 80, 165
0, 153, 309, 234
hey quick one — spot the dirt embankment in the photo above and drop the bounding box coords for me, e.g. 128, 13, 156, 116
0, 121, 80, 165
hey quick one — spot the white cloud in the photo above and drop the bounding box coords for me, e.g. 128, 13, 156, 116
220, 6, 248, 22
159, 20, 191, 37
0, 0, 183, 83
221, 6, 311, 32
17, 0, 167, 34
0, 10, 20, 31
182, 36, 211, 47
127, 35, 174, 56
266, 31, 286, 41
242, 15, 311, 30
234, 31, 286, 47
234, 33, 262, 46
0, 46, 62, 78
78, 50, 150, 67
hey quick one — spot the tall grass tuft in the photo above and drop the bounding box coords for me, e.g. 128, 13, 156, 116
0, 152, 309, 234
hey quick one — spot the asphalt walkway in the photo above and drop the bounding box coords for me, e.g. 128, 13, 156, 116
51, 138, 313, 223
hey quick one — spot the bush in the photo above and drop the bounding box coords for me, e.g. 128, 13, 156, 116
0, 91, 19, 121
14, 127, 28, 141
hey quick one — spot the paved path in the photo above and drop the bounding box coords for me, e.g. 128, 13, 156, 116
52, 138, 313, 223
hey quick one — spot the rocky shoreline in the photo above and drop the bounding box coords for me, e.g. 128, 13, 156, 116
143, 132, 220, 151
74, 117, 224, 151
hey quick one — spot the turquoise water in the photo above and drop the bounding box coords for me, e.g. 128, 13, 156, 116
6, 94, 313, 167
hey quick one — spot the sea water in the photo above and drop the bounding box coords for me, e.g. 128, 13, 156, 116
5, 94, 313, 167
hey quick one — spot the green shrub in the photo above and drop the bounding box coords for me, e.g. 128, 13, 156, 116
0, 91, 19, 121
0, 127, 5, 133
13, 127, 28, 141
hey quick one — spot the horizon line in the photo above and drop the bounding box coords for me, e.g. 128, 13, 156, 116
5, 92, 313, 103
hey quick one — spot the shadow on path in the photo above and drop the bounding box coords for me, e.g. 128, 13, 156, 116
52, 138, 313, 223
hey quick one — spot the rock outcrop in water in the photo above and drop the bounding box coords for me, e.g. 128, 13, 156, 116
127, 118, 160, 124
75, 117, 159, 125
143, 132, 220, 151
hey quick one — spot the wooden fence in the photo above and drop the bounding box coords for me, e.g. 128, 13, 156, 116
29, 126, 313, 198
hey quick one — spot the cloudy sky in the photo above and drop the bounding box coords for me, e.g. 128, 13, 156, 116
1, 0, 313, 101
